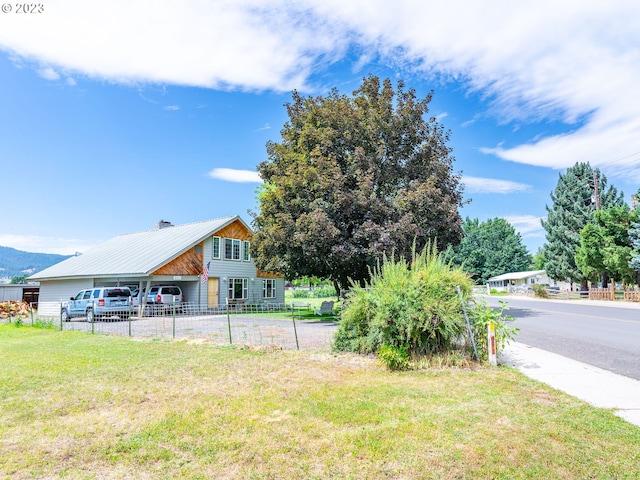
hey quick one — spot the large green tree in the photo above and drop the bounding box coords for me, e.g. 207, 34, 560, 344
576, 206, 638, 286
541, 162, 623, 288
251, 76, 465, 291
447, 217, 531, 285
625, 189, 640, 283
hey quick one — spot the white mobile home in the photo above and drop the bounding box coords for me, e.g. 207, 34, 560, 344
487, 270, 549, 292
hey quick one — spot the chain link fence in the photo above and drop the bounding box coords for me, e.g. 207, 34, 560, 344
2, 302, 338, 350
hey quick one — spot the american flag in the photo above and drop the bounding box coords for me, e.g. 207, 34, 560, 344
201, 261, 210, 284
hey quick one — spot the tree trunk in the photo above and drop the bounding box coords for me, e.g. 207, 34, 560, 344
580, 278, 588, 291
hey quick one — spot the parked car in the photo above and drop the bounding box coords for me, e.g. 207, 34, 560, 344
130, 288, 146, 307
61, 287, 132, 322
146, 285, 184, 313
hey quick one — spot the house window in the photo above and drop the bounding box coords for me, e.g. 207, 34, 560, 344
212, 236, 220, 259
263, 279, 276, 299
243, 241, 250, 261
228, 278, 248, 300
224, 238, 241, 260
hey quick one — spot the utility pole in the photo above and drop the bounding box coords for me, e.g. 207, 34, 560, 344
593, 171, 600, 210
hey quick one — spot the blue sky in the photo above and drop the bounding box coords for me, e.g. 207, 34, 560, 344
1, 1, 639, 256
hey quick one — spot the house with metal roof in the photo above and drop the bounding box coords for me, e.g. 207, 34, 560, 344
29, 216, 284, 317
487, 269, 548, 292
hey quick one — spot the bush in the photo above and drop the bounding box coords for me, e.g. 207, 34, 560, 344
292, 289, 310, 298
310, 285, 337, 298
532, 284, 550, 298
334, 244, 474, 356
33, 318, 55, 329
467, 299, 518, 361
378, 345, 410, 371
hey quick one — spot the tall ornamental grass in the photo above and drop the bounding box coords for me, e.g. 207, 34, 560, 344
334, 245, 474, 356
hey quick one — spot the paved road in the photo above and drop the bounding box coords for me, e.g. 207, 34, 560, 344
481, 295, 640, 380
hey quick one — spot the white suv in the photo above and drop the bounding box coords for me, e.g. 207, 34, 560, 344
62, 287, 132, 322
146, 285, 184, 313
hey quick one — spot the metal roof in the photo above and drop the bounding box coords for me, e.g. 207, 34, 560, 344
487, 270, 547, 282
30, 216, 246, 281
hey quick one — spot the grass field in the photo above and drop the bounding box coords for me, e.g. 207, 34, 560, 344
2, 325, 640, 479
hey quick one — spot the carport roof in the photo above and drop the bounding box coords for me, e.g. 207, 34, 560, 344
29, 216, 245, 281
488, 270, 546, 282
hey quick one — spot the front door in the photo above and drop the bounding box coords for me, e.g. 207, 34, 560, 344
207, 278, 219, 308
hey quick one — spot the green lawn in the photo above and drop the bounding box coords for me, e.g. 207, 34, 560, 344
2, 325, 639, 479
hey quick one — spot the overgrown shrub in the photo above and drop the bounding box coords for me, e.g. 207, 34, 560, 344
310, 285, 337, 298
292, 289, 310, 298
378, 345, 409, 371
467, 299, 518, 361
532, 284, 550, 298
334, 244, 474, 356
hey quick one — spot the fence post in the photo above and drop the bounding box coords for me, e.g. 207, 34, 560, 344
60, 302, 63, 331
172, 302, 176, 339
292, 315, 300, 351
91, 301, 95, 334
611, 279, 615, 301
226, 299, 232, 344
30, 303, 34, 326
487, 321, 497, 366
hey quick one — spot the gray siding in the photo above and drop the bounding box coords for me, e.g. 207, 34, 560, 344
199, 235, 285, 306
0, 285, 24, 302
37, 279, 93, 317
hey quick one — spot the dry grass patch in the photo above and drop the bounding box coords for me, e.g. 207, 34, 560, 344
1, 325, 640, 479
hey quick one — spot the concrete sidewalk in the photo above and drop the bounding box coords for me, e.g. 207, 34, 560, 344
500, 342, 640, 428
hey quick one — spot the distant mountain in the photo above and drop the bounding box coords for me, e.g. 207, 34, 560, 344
0, 246, 71, 280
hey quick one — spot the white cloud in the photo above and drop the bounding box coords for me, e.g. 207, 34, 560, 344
0, 234, 98, 255
37, 67, 59, 80
503, 215, 545, 237
462, 176, 531, 194
163, 105, 180, 111
1, 1, 639, 177
0, 0, 346, 92
254, 123, 271, 132
303, 1, 640, 180
208, 168, 262, 183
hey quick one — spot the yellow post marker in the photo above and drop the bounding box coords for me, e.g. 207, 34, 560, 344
487, 321, 497, 366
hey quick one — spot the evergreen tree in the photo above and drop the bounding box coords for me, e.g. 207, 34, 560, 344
448, 217, 531, 285
628, 192, 640, 283
542, 162, 623, 288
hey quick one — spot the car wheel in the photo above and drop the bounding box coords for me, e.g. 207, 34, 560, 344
86, 308, 94, 323
61, 309, 70, 322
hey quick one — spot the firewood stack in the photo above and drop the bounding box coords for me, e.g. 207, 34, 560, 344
0, 301, 32, 319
